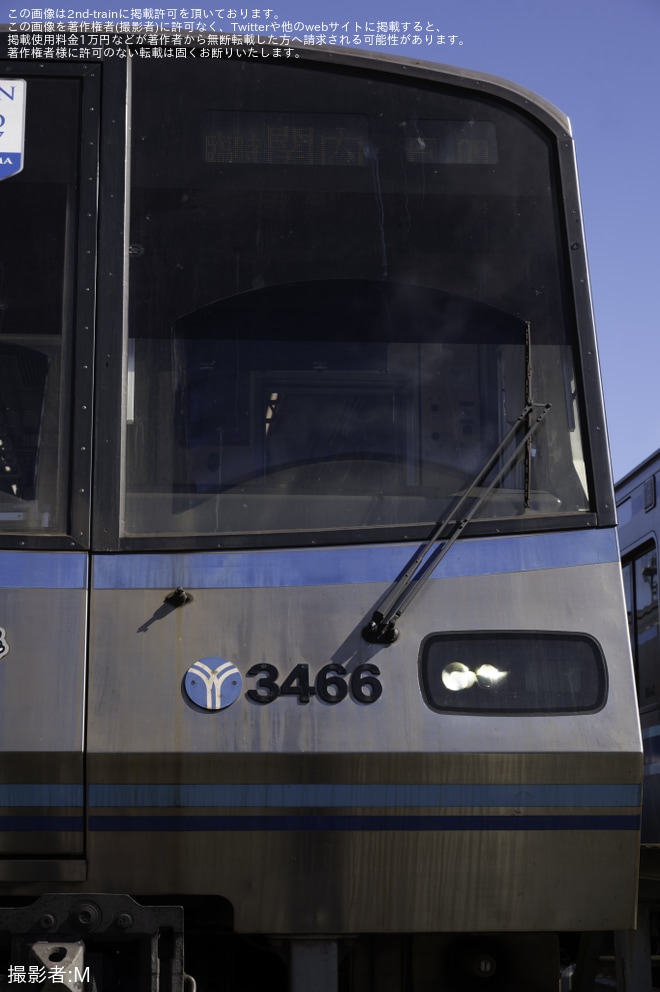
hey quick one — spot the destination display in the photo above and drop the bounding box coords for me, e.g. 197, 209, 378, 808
203, 112, 497, 166
203, 112, 369, 166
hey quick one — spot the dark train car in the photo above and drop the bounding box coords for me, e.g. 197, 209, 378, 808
0, 37, 642, 992
617, 450, 660, 844
616, 451, 660, 991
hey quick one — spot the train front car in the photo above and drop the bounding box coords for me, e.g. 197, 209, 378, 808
0, 43, 642, 991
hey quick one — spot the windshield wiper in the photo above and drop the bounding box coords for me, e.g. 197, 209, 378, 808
362, 323, 550, 645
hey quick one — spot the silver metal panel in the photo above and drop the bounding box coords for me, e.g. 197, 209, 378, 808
0, 552, 87, 856
0, 553, 87, 751
81, 536, 642, 933
83, 824, 638, 934
81, 750, 640, 932
87, 553, 639, 757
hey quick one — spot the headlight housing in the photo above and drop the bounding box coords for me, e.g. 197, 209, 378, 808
420, 631, 607, 714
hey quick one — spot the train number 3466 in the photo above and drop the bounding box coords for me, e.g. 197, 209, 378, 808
245, 662, 382, 705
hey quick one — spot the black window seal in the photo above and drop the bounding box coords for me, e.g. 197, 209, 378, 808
0, 60, 100, 551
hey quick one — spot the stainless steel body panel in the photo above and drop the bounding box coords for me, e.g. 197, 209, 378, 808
78, 529, 641, 933
0, 552, 86, 859
83, 752, 639, 934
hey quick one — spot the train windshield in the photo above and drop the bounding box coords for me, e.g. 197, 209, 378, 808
124, 56, 590, 545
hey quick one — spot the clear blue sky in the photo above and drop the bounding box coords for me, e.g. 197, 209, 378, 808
1, 0, 657, 480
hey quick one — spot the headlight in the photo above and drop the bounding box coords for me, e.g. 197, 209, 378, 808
421, 631, 607, 714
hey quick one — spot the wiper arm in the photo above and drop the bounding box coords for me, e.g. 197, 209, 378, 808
362, 323, 549, 644
362, 402, 550, 644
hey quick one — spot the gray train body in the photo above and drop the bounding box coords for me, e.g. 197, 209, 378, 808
0, 539, 640, 936
0, 37, 643, 992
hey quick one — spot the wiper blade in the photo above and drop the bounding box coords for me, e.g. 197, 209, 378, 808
362, 399, 551, 644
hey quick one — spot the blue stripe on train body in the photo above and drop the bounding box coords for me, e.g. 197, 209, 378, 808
90, 530, 620, 591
